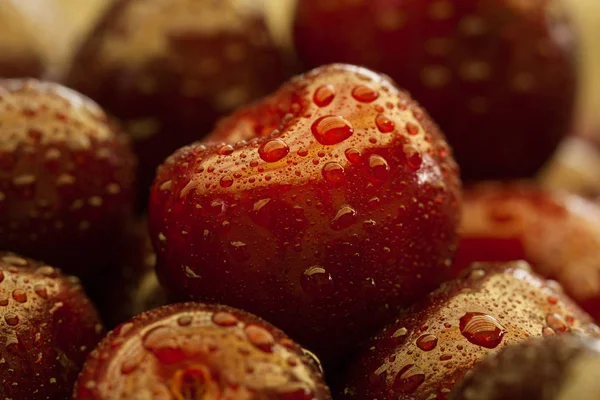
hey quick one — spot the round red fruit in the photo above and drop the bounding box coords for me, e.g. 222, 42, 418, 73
66, 0, 287, 208
455, 182, 600, 321
149, 64, 461, 360
294, 0, 578, 181
0, 79, 136, 276
337, 262, 600, 400
0, 253, 104, 400
73, 302, 331, 400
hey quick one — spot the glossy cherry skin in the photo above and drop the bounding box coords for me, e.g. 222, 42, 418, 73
73, 302, 332, 400
66, 0, 287, 208
451, 336, 600, 400
0, 253, 104, 400
149, 64, 461, 361
455, 182, 600, 321
294, 0, 578, 181
337, 262, 600, 400
0, 79, 136, 276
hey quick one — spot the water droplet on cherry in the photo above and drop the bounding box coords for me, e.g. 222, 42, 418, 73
331, 205, 357, 230
459, 312, 506, 349
345, 148, 362, 163
416, 334, 438, 351
393, 364, 425, 394
406, 122, 420, 135
212, 312, 239, 327
311, 116, 354, 145
368, 154, 390, 180
322, 162, 345, 183
352, 85, 379, 103
244, 325, 275, 353
259, 139, 289, 162
375, 114, 395, 133
301, 266, 334, 298
313, 85, 336, 107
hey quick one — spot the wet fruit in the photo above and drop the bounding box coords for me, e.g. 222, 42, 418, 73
294, 0, 577, 180
0, 2, 46, 78
0, 79, 136, 276
455, 182, 600, 320
0, 252, 104, 400
451, 336, 600, 400
66, 0, 287, 208
337, 261, 600, 400
73, 302, 332, 400
148, 64, 461, 360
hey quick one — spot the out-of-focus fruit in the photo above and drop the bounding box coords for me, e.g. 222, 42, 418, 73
0, 79, 136, 276
0, 252, 104, 400
148, 64, 461, 360
337, 261, 600, 400
73, 302, 332, 400
451, 336, 600, 400
294, 0, 578, 181
455, 182, 600, 320
66, 0, 287, 207
0, 2, 46, 78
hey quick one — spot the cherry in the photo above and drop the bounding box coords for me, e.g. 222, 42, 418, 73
66, 0, 288, 208
0, 79, 136, 276
148, 64, 461, 361
451, 336, 600, 400
337, 262, 600, 400
294, 0, 578, 181
455, 182, 600, 321
73, 302, 332, 400
0, 252, 104, 400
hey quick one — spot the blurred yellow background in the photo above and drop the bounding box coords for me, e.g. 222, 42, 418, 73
17, 0, 600, 120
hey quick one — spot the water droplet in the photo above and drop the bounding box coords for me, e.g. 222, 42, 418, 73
375, 114, 395, 133
245, 325, 275, 353
258, 139, 289, 162
440, 354, 452, 361
0, 296, 7, 306
177, 316, 192, 327
352, 85, 379, 103
322, 162, 345, 183
393, 327, 408, 338
313, 85, 336, 107
368, 155, 390, 180
468, 269, 486, 280
542, 327, 556, 336
331, 205, 357, 230
218, 144, 234, 156
403, 145, 423, 170
4, 313, 18, 326
212, 312, 239, 327
220, 175, 234, 188
344, 148, 362, 164
297, 148, 308, 157
311, 116, 354, 145
12, 289, 26, 303
301, 266, 334, 298
547, 296, 558, 305
416, 334, 438, 351
393, 364, 425, 394
546, 313, 567, 333
120, 357, 141, 374
459, 312, 506, 349
406, 122, 420, 135
142, 325, 184, 364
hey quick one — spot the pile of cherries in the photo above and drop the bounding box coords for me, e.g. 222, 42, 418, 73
0, 0, 599, 399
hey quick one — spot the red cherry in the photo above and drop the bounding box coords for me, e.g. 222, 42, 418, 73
294, 0, 577, 181
0, 253, 104, 400
73, 303, 331, 400
337, 262, 600, 400
456, 182, 600, 321
149, 64, 461, 361
66, 0, 288, 208
0, 79, 136, 276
